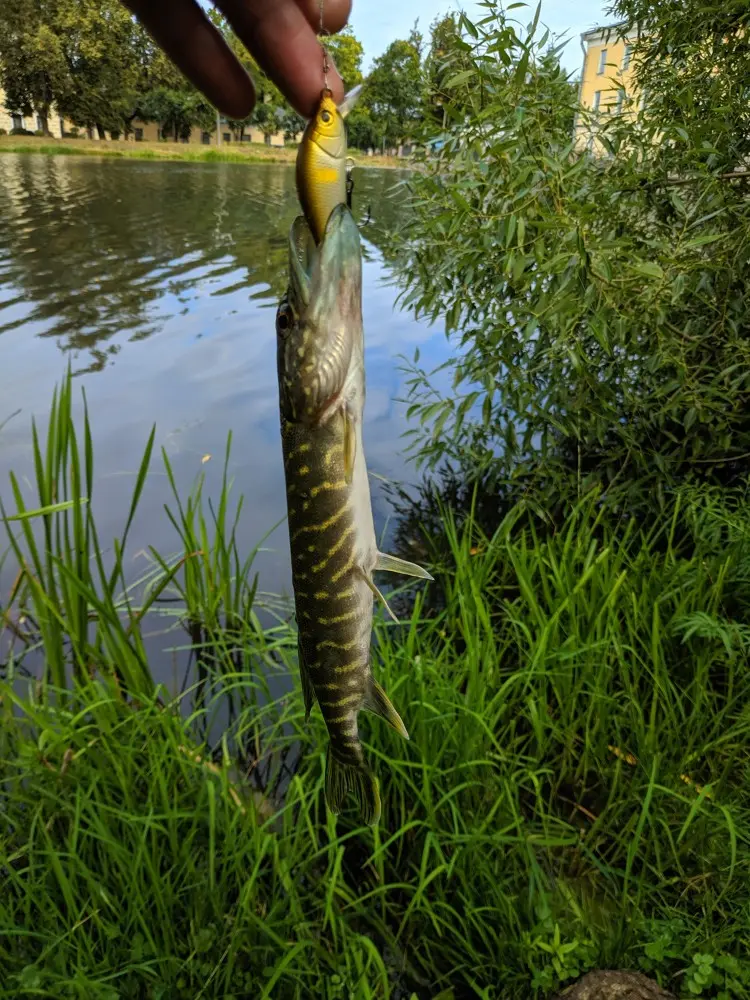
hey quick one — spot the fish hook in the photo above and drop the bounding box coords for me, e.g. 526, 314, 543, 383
345, 157, 372, 227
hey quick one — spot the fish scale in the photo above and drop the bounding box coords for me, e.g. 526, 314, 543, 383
283, 410, 374, 761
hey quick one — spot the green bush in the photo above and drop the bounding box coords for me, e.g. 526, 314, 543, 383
3, 481, 750, 998
392, 3, 750, 529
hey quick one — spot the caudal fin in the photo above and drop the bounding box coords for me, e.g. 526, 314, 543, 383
325, 749, 382, 826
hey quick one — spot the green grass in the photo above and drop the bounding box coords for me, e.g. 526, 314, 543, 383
0, 136, 407, 169
0, 139, 295, 165
1, 374, 750, 999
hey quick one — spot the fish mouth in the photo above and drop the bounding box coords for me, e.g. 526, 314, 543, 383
288, 203, 362, 324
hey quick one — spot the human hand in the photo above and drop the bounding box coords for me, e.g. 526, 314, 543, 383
122, 0, 351, 120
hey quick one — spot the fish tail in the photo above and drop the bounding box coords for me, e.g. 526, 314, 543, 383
325, 747, 381, 826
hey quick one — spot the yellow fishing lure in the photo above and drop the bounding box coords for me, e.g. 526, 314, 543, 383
296, 86, 359, 245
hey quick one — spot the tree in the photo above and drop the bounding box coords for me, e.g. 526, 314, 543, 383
137, 87, 213, 141
49, 0, 144, 136
0, 1, 71, 133
251, 98, 279, 143
423, 13, 476, 126
609, 0, 750, 170
279, 107, 305, 142
0, 7, 68, 134
364, 27, 424, 148
392, 0, 750, 527
125, 39, 188, 137
346, 106, 382, 151
209, 10, 291, 141
0, 0, 161, 136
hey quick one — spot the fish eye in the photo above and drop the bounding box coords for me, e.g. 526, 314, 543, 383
320, 110, 332, 124
276, 305, 293, 335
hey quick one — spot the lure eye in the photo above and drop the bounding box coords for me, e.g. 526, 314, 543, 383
320, 110, 332, 124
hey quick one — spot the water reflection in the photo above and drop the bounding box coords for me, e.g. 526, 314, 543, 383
0, 157, 408, 364
0, 155, 446, 686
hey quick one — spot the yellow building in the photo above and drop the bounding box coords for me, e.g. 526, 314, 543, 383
126, 118, 287, 147
576, 21, 642, 150
0, 84, 289, 146
0, 91, 73, 137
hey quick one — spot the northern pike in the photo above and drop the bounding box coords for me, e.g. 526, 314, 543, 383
296, 85, 362, 245
276, 202, 432, 825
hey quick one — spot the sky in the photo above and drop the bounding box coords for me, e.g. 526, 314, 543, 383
197, 2, 614, 81
353, 0, 613, 77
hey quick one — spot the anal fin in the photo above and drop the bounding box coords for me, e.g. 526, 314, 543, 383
375, 551, 434, 581
343, 407, 356, 485
364, 679, 410, 741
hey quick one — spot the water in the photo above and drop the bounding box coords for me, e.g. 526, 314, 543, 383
0, 154, 449, 685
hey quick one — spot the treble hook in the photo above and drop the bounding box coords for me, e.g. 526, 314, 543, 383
345, 157, 372, 227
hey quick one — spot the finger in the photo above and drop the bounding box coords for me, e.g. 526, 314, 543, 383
295, 0, 352, 36
215, 0, 347, 118
123, 0, 256, 119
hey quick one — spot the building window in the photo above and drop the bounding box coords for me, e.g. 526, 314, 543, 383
223, 132, 231, 142
201, 131, 211, 145
59, 117, 65, 136
11, 113, 23, 130
616, 89, 626, 113
597, 48, 608, 74
622, 44, 633, 70
593, 90, 602, 111
134, 127, 144, 141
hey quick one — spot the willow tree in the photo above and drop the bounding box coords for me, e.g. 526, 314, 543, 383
392, 1, 750, 527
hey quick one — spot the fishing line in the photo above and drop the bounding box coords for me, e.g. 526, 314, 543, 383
318, 0, 330, 90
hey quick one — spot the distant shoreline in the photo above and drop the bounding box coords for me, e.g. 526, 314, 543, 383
0, 135, 409, 170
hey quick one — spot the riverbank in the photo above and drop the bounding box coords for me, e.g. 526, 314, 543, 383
0, 134, 408, 169
1, 374, 748, 999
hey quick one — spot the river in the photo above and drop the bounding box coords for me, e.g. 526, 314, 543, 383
0, 154, 447, 684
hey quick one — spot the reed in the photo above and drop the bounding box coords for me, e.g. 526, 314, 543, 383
1, 374, 749, 998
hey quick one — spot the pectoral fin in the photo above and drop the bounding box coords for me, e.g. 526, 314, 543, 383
298, 639, 316, 722
343, 407, 356, 485
361, 571, 399, 624
364, 679, 409, 740
375, 552, 434, 581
